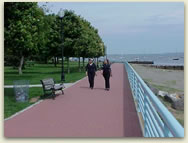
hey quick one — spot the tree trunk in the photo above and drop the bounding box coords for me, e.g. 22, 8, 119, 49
97, 57, 99, 68
18, 56, 24, 75
67, 57, 70, 74
22, 60, 26, 69
82, 57, 85, 69
57, 57, 59, 64
54, 56, 57, 67
78, 57, 81, 72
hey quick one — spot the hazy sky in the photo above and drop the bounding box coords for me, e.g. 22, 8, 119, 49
38, 2, 184, 54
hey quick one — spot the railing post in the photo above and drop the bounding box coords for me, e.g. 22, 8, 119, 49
130, 70, 133, 89
135, 75, 140, 113
132, 72, 135, 98
143, 90, 147, 137
164, 124, 172, 137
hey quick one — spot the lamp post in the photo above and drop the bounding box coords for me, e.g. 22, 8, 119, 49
58, 8, 65, 81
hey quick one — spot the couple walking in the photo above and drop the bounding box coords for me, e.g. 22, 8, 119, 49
85, 58, 112, 91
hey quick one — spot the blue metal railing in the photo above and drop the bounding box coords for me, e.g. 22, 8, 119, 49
124, 61, 184, 137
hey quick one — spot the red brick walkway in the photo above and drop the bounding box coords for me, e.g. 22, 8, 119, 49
4, 63, 142, 137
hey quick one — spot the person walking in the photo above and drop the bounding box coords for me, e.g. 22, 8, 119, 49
85, 58, 97, 89
101, 59, 112, 91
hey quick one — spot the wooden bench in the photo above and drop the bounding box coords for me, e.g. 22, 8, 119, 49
40, 78, 65, 99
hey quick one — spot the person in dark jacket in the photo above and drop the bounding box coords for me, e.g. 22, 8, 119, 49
101, 59, 112, 91
85, 58, 97, 89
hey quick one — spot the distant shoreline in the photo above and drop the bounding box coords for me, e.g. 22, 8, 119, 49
108, 52, 184, 55
142, 64, 184, 70
105, 52, 184, 66
128, 61, 184, 70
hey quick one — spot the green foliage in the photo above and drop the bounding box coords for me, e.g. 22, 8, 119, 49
4, 2, 46, 74
5, 3, 41, 57
4, 2, 105, 74
74, 15, 105, 58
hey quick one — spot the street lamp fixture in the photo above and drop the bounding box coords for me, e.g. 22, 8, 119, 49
58, 8, 65, 81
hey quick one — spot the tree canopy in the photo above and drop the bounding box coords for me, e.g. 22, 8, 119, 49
4, 2, 105, 74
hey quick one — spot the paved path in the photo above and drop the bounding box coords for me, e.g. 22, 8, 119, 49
4, 83, 74, 88
4, 63, 142, 137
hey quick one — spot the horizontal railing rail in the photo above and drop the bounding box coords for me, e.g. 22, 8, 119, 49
124, 61, 184, 137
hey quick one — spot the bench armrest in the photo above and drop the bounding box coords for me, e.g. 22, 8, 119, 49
60, 83, 65, 88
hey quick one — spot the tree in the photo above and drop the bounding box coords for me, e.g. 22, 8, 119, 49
74, 16, 105, 69
4, 3, 105, 75
4, 2, 44, 74
45, 15, 62, 66
62, 10, 83, 73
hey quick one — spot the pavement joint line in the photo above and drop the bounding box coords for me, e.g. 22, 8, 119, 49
4, 76, 87, 121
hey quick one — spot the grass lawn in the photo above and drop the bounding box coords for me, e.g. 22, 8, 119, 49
4, 87, 43, 119
4, 61, 86, 85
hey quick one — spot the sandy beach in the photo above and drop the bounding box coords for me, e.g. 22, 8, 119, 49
131, 64, 184, 94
